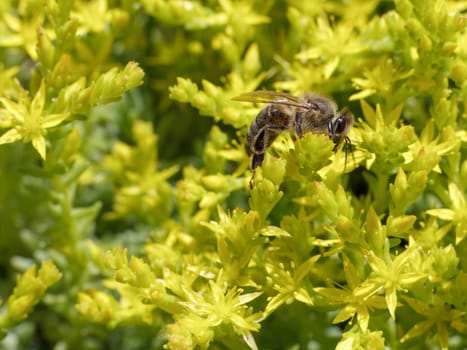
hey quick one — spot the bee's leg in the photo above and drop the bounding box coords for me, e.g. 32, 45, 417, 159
250, 126, 286, 165
295, 112, 303, 137
251, 153, 265, 170
342, 136, 355, 172
249, 125, 286, 188
248, 153, 264, 188
333, 136, 354, 172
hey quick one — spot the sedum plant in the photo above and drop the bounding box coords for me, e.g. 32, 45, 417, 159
0, 0, 466, 349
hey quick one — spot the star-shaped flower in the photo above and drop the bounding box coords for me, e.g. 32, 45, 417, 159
0, 80, 70, 159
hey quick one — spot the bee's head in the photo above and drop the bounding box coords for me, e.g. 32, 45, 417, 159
328, 108, 353, 144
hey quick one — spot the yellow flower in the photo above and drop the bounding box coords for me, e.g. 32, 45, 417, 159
0, 80, 70, 159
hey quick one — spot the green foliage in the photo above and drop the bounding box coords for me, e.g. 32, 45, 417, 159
0, 261, 61, 328
0, 0, 466, 349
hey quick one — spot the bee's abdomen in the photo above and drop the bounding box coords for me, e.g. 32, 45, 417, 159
245, 104, 292, 157
245, 107, 269, 156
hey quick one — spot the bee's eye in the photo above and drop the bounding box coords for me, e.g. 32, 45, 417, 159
309, 103, 319, 111
333, 117, 347, 134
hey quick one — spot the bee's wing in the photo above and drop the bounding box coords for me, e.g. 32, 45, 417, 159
232, 91, 309, 109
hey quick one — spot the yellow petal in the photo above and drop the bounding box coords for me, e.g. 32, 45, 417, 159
42, 112, 70, 128
0, 128, 22, 144
336, 336, 354, 350
356, 307, 370, 331
333, 305, 356, 324
0, 98, 26, 122
448, 183, 465, 208
263, 294, 287, 316
437, 322, 449, 350
386, 288, 397, 320
349, 89, 376, 101
31, 135, 46, 159
242, 332, 258, 350
400, 320, 433, 342
30, 80, 46, 117
294, 288, 313, 305
324, 57, 339, 79
426, 208, 455, 221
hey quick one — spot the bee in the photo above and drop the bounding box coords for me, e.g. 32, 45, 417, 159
233, 91, 353, 187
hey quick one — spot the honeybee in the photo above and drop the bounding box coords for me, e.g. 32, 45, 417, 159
233, 91, 353, 187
